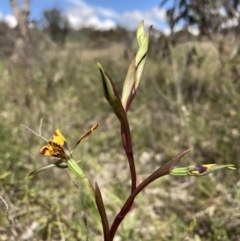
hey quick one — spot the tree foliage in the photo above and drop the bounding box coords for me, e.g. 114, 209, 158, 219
161, 0, 240, 36
43, 8, 69, 44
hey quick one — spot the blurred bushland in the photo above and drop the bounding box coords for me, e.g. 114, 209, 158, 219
0, 6, 240, 240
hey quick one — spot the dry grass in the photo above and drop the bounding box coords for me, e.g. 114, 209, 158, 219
0, 30, 240, 240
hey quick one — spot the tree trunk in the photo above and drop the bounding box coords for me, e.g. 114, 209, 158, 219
9, 0, 33, 109
10, 0, 31, 63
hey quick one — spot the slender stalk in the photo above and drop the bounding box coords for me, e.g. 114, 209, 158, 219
98, 65, 137, 192
110, 148, 191, 240
95, 183, 111, 241
121, 124, 136, 192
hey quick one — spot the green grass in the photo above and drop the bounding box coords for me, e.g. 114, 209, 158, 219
0, 30, 240, 240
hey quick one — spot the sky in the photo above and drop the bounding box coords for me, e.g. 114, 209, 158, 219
0, 0, 173, 33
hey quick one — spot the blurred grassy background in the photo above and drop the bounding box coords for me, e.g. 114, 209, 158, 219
0, 22, 240, 241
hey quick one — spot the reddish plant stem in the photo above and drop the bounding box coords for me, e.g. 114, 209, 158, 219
121, 124, 136, 192
95, 183, 111, 241
110, 148, 191, 240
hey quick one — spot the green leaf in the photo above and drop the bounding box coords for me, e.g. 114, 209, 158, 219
122, 23, 152, 111
136, 20, 145, 45
25, 163, 57, 179
169, 166, 190, 176
97, 63, 116, 104
135, 25, 152, 89
66, 158, 95, 195
97, 63, 127, 123
0, 171, 11, 179
66, 158, 85, 178
121, 55, 136, 110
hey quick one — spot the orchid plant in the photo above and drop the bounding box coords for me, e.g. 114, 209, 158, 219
26, 21, 236, 241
